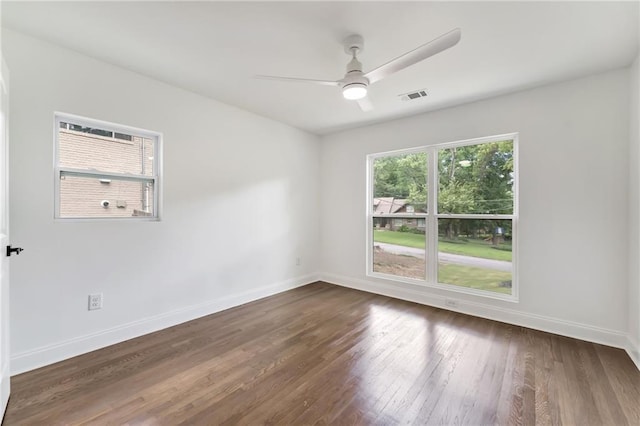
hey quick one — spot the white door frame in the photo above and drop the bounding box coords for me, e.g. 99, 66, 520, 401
0, 55, 11, 418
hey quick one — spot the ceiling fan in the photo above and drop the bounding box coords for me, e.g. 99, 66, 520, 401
255, 28, 461, 112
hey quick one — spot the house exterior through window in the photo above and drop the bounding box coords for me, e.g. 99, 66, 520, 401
54, 113, 162, 220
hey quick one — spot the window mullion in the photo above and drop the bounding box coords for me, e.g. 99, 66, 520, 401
427, 147, 438, 284
59, 167, 156, 183
435, 214, 515, 220
367, 157, 371, 276
371, 214, 428, 219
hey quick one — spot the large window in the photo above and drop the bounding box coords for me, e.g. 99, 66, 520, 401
54, 113, 162, 220
367, 134, 517, 300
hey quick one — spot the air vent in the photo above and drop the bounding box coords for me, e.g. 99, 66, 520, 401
399, 89, 428, 101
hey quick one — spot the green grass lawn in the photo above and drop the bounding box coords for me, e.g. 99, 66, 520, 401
438, 239, 512, 262
373, 230, 512, 262
373, 229, 426, 249
438, 263, 512, 294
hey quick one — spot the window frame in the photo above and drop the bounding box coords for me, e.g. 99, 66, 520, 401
366, 133, 519, 302
53, 112, 163, 221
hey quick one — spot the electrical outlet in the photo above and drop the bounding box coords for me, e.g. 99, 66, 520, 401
444, 298, 459, 309
88, 293, 103, 310
296, 257, 301, 266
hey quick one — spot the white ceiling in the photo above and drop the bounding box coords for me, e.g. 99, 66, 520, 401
3, 1, 639, 135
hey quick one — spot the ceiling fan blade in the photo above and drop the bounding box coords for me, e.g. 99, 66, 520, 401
356, 96, 373, 112
254, 75, 339, 86
364, 28, 461, 85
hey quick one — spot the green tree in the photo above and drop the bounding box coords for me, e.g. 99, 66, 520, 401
438, 141, 513, 215
438, 141, 513, 242
373, 141, 514, 242
373, 153, 427, 210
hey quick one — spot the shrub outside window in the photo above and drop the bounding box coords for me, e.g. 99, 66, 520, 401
54, 113, 162, 220
367, 134, 518, 301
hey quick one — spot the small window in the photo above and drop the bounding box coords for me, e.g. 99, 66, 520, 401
55, 114, 161, 220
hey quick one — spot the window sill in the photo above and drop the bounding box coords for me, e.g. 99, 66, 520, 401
54, 216, 161, 223
367, 271, 519, 303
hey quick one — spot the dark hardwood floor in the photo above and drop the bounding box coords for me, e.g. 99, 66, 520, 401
4, 282, 639, 425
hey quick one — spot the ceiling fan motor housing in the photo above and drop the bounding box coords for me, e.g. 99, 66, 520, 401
341, 72, 369, 89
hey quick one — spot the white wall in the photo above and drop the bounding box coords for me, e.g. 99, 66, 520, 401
320, 69, 631, 349
4, 29, 320, 374
629, 54, 640, 368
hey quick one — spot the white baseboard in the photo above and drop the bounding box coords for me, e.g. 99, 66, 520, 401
321, 273, 631, 354
627, 335, 640, 371
11, 273, 319, 376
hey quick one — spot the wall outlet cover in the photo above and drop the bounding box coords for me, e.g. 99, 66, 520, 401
88, 293, 103, 310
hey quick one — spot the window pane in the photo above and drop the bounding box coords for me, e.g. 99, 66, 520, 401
59, 123, 154, 176
59, 174, 154, 218
437, 219, 512, 295
438, 141, 514, 214
372, 218, 426, 280
373, 152, 427, 214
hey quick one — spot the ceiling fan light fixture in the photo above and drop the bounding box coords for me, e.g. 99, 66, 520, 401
342, 83, 367, 100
